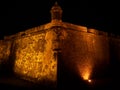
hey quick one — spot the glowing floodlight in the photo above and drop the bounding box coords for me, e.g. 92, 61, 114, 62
88, 79, 91, 83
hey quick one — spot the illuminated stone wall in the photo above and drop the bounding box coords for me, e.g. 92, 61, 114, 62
13, 29, 57, 85
0, 3, 120, 87
0, 21, 120, 85
61, 28, 109, 80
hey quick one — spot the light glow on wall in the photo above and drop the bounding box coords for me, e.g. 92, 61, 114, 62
77, 60, 92, 80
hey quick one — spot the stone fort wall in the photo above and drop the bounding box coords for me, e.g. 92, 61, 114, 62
0, 22, 120, 86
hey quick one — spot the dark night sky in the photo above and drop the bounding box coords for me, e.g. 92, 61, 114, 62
0, 0, 119, 39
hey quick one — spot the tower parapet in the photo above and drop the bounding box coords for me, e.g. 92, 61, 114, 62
50, 2, 62, 23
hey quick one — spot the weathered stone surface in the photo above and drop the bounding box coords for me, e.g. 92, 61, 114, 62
13, 31, 57, 85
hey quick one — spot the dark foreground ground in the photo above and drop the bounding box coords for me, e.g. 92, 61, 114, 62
0, 65, 120, 90
0, 75, 120, 90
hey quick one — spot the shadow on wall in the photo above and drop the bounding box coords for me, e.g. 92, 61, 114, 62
91, 63, 111, 79
0, 42, 17, 77
109, 39, 120, 78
